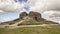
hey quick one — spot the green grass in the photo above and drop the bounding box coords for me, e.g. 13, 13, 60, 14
18, 19, 39, 25
0, 25, 60, 34
38, 18, 59, 24
17, 18, 59, 26
0, 18, 21, 25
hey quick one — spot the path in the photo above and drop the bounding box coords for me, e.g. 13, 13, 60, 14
11, 16, 30, 26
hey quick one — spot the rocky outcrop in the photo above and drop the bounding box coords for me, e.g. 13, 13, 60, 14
19, 11, 59, 24
20, 11, 42, 21
19, 12, 28, 19
29, 11, 42, 21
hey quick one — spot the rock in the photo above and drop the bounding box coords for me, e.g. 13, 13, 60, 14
19, 11, 42, 20
19, 12, 28, 19
29, 11, 42, 21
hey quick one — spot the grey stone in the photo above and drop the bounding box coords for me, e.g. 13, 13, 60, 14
19, 12, 28, 19
29, 11, 42, 21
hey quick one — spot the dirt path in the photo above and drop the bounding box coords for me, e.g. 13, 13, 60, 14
0, 24, 58, 29
6, 24, 59, 29
11, 16, 30, 26
11, 20, 25, 26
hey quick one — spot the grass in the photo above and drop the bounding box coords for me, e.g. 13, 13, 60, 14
18, 19, 39, 25
0, 25, 60, 34
38, 18, 59, 24
0, 18, 21, 25
17, 18, 59, 26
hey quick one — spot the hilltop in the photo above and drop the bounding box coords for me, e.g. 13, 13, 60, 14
0, 11, 59, 25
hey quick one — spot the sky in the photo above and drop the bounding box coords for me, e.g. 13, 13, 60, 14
0, 0, 28, 22
0, 0, 60, 24
0, 11, 20, 22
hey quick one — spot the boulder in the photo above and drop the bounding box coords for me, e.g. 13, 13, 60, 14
19, 12, 28, 19
29, 11, 42, 21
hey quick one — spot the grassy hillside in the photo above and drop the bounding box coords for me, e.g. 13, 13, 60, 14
0, 18, 21, 25
17, 18, 58, 26
0, 17, 59, 25
0, 25, 60, 34
38, 18, 59, 24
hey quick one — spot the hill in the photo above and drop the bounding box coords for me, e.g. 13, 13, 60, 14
0, 11, 59, 25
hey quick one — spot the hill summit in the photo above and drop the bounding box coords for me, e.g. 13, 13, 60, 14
17, 11, 59, 25
20, 11, 42, 21
0, 11, 59, 25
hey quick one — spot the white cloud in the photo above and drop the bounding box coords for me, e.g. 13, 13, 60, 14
0, 10, 4, 13
1, 0, 60, 13
0, 0, 60, 13
27, 0, 60, 13
42, 11, 60, 24
0, 0, 24, 13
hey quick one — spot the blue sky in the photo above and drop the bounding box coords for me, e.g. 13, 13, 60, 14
0, 11, 20, 22
0, 0, 29, 22
15, 0, 27, 2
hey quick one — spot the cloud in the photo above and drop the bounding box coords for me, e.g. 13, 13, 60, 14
42, 10, 60, 24
0, 10, 5, 13
0, 0, 24, 13
0, 0, 60, 13
0, 10, 3, 12
27, 0, 60, 13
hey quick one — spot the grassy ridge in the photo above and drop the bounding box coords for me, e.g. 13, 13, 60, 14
17, 18, 58, 26
0, 18, 59, 25
0, 25, 60, 34
0, 18, 21, 25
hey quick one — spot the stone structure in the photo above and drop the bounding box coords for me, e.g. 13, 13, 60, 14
29, 11, 42, 21
19, 12, 28, 19
19, 11, 42, 20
